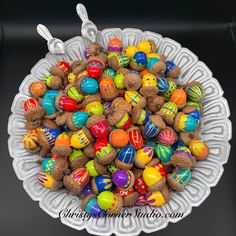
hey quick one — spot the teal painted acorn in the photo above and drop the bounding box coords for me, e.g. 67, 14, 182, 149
173, 112, 198, 132
155, 144, 173, 164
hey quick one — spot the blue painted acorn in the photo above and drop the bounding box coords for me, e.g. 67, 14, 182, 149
41, 96, 58, 119
91, 175, 113, 194
156, 76, 169, 94
66, 111, 89, 131
130, 51, 147, 71
165, 60, 180, 78
144, 115, 166, 138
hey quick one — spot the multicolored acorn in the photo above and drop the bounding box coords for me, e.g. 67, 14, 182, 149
91, 175, 113, 194
113, 170, 135, 191
38, 171, 63, 190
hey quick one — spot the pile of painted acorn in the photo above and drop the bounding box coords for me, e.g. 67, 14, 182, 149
22, 38, 209, 216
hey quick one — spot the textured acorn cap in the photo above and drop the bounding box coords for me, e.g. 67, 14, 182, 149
42, 119, 61, 130
132, 105, 143, 124
111, 97, 132, 114
70, 155, 89, 170
51, 158, 69, 180
38, 132, 51, 150
83, 143, 96, 158
180, 129, 199, 146
140, 86, 159, 97
119, 170, 135, 191
106, 194, 123, 214
49, 76, 62, 89
124, 72, 142, 91
97, 52, 108, 65
95, 148, 117, 165
56, 112, 70, 126
50, 180, 64, 191
115, 158, 133, 170
167, 66, 180, 79
149, 115, 166, 129
123, 191, 139, 207
82, 126, 94, 143
81, 193, 97, 210
156, 110, 174, 126
50, 66, 66, 79
160, 184, 171, 203
129, 60, 145, 72
94, 158, 108, 175
126, 125, 141, 133
133, 168, 143, 178
107, 107, 126, 126
91, 177, 99, 195
39, 146, 51, 157
149, 61, 166, 76
167, 172, 184, 191
147, 95, 164, 113
88, 42, 104, 56
51, 145, 72, 158
117, 68, 129, 75
171, 152, 194, 169
148, 176, 166, 192
82, 93, 102, 107
63, 175, 84, 195
25, 119, 42, 130
65, 112, 79, 131
24, 106, 45, 122
108, 55, 121, 71
146, 158, 159, 167
136, 96, 147, 109
86, 114, 106, 129
72, 60, 88, 75
173, 112, 184, 132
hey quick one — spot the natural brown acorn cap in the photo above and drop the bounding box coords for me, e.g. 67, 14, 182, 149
39, 146, 51, 157
140, 86, 159, 97
74, 76, 85, 95
49, 66, 65, 79
149, 115, 166, 130
51, 146, 72, 158
156, 110, 174, 126
111, 97, 132, 114
65, 112, 79, 131
146, 158, 159, 167
171, 151, 194, 169
119, 170, 135, 191
49, 76, 62, 89
114, 158, 133, 170
38, 132, 52, 150
180, 129, 199, 146
93, 158, 108, 175
50, 179, 64, 191
82, 93, 102, 107
95, 148, 117, 165
148, 176, 166, 192
83, 143, 96, 158
166, 77, 177, 84
107, 107, 126, 126
51, 158, 69, 180
126, 125, 141, 133
24, 106, 45, 122
124, 72, 142, 91
167, 172, 184, 191
70, 155, 89, 170
123, 191, 139, 207
82, 126, 94, 143
86, 114, 106, 129
71, 60, 83, 71
55, 111, 69, 126
107, 194, 123, 214
72, 61, 88, 75
147, 95, 164, 113
88, 42, 104, 56
167, 66, 180, 79
91, 177, 99, 195
137, 96, 147, 109
25, 119, 42, 130
133, 168, 143, 178
108, 55, 120, 71
81, 193, 97, 210
117, 68, 129, 75
97, 52, 108, 65
149, 61, 166, 76
173, 112, 184, 132
129, 60, 145, 72
182, 105, 198, 114
63, 175, 83, 195
132, 105, 143, 124
42, 119, 61, 130
160, 184, 171, 203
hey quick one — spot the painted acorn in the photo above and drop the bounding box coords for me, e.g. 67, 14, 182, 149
86, 114, 110, 139
158, 126, 177, 146
55, 93, 77, 112
50, 61, 70, 79
116, 187, 138, 207
140, 73, 159, 97
109, 129, 129, 148
71, 60, 88, 76
157, 102, 178, 125
70, 126, 94, 149
133, 171, 148, 195
87, 57, 105, 79
127, 126, 144, 150
146, 53, 166, 75
108, 53, 130, 71
113, 68, 129, 89
124, 91, 147, 108
115, 144, 136, 170
165, 60, 180, 78
22, 129, 41, 153
85, 159, 108, 177
170, 88, 187, 109
130, 51, 147, 71
134, 147, 154, 168
82, 94, 104, 115
40, 157, 69, 180
29, 81, 47, 97
91, 175, 113, 194
167, 168, 192, 191
156, 76, 169, 94
146, 185, 170, 206
163, 80, 177, 98
94, 139, 117, 165
38, 171, 63, 190
64, 83, 84, 103
173, 112, 198, 132
111, 97, 132, 114
179, 129, 199, 146
189, 140, 209, 161
185, 82, 206, 103
113, 170, 135, 191
108, 37, 123, 53
84, 42, 104, 58
155, 143, 173, 165
132, 105, 150, 125
99, 76, 119, 101
63, 167, 90, 195
42, 75, 62, 89
137, 40, 156, 54
143, 115, 166, 138
68, 149, 88, 170
24, 98, 45, 122
41, 96, 58, 119
76, 77, 99, 95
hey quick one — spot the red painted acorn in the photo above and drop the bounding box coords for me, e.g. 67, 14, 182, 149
87, 57, 105, 79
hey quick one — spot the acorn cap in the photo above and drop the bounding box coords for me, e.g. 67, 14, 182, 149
140, 86, 159, 97
133, 168, 143, 178
114, 158, 133, 170
107, 107, 126, 126
88, 42, 104, 56
95, 148, 117, 165
167, 66, 180, 79
132, 105, 143, 124
173, 112, 184, 132
86, 114, 106, 129
126, 125, 141, 133
51, 146, 72, 158
70, 155, 89, 170
119, 170, 135, 191
50, 66, 66, 79
149, 115, 166, 129
82, 126, 94, 143
146, 158, 159, 167
80, 193, 97, 210
82, 93, 102, 107
130, 60, 145, 72
55, 112, 69, 126
42, 119, 61, 130
97, 52, 108, 65
167, 173, 184, 191
91, 177, 99, 195
111, 97, 132, 114
147, 95, 164, 112
66, 112, 79, 131
148, 176, 166, 192
51, 158, 69, 180
83, 143, 96, 158
180, 129, 199, 146
50, 76, 62, 89
160, 184, 170, 203
25, 119, 42, 130
117, 68, 129, 75
124, 72, 142, 91
24, 106, 45, 122
72, 60, 88, 75
63, 175, 83, 195
38, 132, 52, 150
149, 61, 166, 76
136, 96, 147, 109
50, 180, 64, 191
39, 146, 51, 157
123, 191, 139, 207
107, 194, 123, 214
94, 158, 108, 175
156, 110, 174, 126
108, 55, 120, 71
184, 81, 203, 93
171, 152, 194, 169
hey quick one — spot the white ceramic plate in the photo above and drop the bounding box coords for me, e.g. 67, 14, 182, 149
8, 28, 232, 236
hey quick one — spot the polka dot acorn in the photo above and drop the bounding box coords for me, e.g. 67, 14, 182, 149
137, 40, 156, 55
109, 129, 129, 148
157, 102, 178, 125
124, 70, 142, 91
64, 83, 84, 103
22, 129, 41, 153
171, 146, 195, 169
108, 53, 130, 71
133, 171, 148, 195
91, 175, 113, 194
24, 98, 45, 122
127, 126, 144, 150
167, 168, 192, 191
124, 90, 147, 108
134, 147, 154, 168
86, 114, 110, 139
82, 94, 104, 115
158, 126, 177, 146
116, 187, 139, 207
38, 171, 63, 191
130, 51, 147, 71
163, 80, 177, 98
143, 115, 166, 138
29, 81, 47, 97
146, 53, 166, 75
70, 126, 94, 149
81, 194, 105, 217
170, 88, 187, 109
115, 144, 136, 170
49, 61, 70, 79
97, 191, 123, 214
132, 105, 150, 125
173, 112, 198, 132
94, 139, 117, 165
113, 170, 135, 191
63, 167, 90, 195
140, 73, 159, 97
189, 140, 209, 161
69, 149, 89, 170
155, 143, 173, 165
185, 82, 206, 103
111, 97, 132, 114
87, 57, 105, 79
113, 68, 129, 89
85, 159, 108, 177
165, 60, 180, 79
146, 185, 170, 207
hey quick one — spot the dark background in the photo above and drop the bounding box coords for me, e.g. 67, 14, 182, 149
0, 0, 236, 235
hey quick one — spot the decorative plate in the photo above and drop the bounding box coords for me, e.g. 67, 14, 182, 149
7, 28, 232, 235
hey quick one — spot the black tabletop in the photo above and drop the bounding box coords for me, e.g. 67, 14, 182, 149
0, 0, 236, 235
